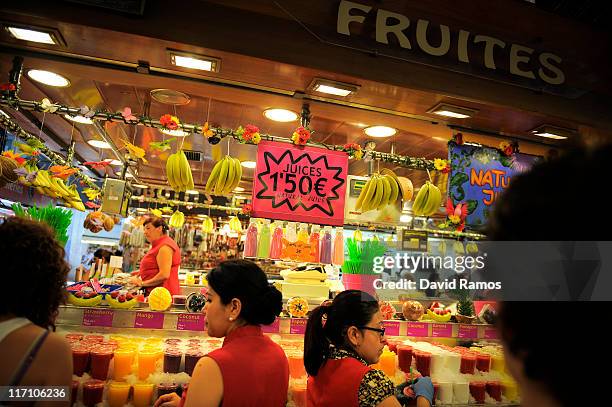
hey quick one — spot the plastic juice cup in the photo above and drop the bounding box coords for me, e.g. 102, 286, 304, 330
287, 353, 307, 379
469, 381, 486, 403
70, 380, 79, 406
163, 349, 183, 374
491, 354, 505, 372
397, 346, 413, 372
501, 379, 519, 401
82, 380, 105, 407
291, 383, 307, 407
83, 334, 105, 343
477, 353, 491, 372
157, 383, 179, 398
415, 352, 432, 377
113, 348, 135, 380
72, 346, 90, 377
138, 349, 159, 380
108, 381, 131, 407
379, 351, 396, 377
486, 381, 502, 401
66, 333, 83, 341
460, 354, 477, 374
132, 382, 154, 407
90, 346, 114, 380
184, 350, 204, 376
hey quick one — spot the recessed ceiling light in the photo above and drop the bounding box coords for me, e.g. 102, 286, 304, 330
364, 126, 397, 138
309, 78, 360, 97
161, 128, 190, 137
263, 108, 298, 122
186, 190, 199, 194
530, 125, 573, 140
133, 184, 148, 189
27, 69, 70, 87
6, 26, 56, 44
233, 187, 245, 192
427, 103, 477, 119
169, 50, 220, 72
241, 161, 257, 169
64, 114, 93, 124
87, 139, 111, 149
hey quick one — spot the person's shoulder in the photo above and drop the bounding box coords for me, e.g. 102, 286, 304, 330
41, 331, 71, 354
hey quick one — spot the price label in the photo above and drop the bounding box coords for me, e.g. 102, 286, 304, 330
289, 318, 307, 334
82, 308, 113, 327
382, 321, 400, 336
177, 313, 206, 331
262, 319, 280, 334
252, 141, 348, 226
134, 312, 164, 329
431, 323, 453, 338
484, 327, 498, 339
407, 322, 428, 337
458, 324, 479, 339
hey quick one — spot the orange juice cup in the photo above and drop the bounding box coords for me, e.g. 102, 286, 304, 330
108, 381, 131, 407
113, 348, 135, 380
287, 353, 307, 379
138, 349, 159, 380
132, 382, 154, 407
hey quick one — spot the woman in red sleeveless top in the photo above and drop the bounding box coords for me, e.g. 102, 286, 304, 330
155, 260, 288, 407
129, 216, 180, 296
304, 290, 433, 407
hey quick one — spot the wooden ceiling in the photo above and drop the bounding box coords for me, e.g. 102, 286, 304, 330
0, 4, 608, 194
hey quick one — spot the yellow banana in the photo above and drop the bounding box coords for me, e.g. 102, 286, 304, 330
412, 182, 431, 216
354, 177, 372, 211
377, 176, 392, 210
166, 152, 177, 190
386, 175, 399, 205
179, 151, 191, 191
206, 160, 223, 193
366, 177, 384, 213
215, 157, 229, 195
359, 177, 377, 212
423, 182, 441, 216
223, 156, 236, 195
230, 158, 242, 191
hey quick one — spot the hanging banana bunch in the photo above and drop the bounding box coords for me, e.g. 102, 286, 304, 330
205, 155, 242, 196
166, 150, 194, 192
354, 169, 401, 213
412, 181, 442, 217
169, 210, 185, 228
201, 216, 214, 233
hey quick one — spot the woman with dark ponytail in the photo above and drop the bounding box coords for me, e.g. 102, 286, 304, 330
305, 290, 433, 407
155, 260, 289, 407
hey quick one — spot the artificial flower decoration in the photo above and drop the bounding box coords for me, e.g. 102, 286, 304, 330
342, 143, 363, 159
85, 201, 101, 209
2, 151, 26, 166
149, 138, 175, 152
438, 198, 468, 232
79, 105, 96, 118
121, 107, 138, 122
159, 114, 180, 130
120, 138, 148, 163
434, 158, 451, 174
241, 204, 253, 215
83, 160, 114, 175
291, 126, 311, 145
15, 141, 40, 156
499, 140, 519, 157
49, 165, 78, 179
451, 132, 464, 145
235, 125, 261, 144
202, 122, 214, 138
0, 83, 16, 92
40, 98, 58, 113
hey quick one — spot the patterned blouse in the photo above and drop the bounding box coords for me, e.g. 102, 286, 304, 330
328, 348, 395, 407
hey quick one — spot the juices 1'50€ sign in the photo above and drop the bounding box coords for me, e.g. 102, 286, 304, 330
252, 141, 348, 226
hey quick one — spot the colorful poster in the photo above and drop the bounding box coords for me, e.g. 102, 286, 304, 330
448, 142, 540, 227
252, 141, 348, 226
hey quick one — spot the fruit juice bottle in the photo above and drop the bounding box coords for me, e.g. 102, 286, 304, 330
132, 382, 154, 407
297, 223, 309, 243
397, 345, 413, 372
379, 347, 396, 377
332, 227, 344, 265
257, 219, 271, 258
108, 381, 131, 407
137, 349, 158, 380
320, 227, 333, 264
243, 219, 259, 258
285, 222, 297, 243
90, 346, 113, 380
309, 225, 321, 263
270, 222, 284, 259
113, 348, 135, 380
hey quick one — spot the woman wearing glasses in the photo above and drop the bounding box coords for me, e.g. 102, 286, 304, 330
304, 290, 433, 407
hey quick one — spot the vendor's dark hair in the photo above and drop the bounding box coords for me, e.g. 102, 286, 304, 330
206, 259, 282, 325
143, 216, 169, 233
0, 217, 69, 330
93, 248, 112, 263
304, 290, 379, 376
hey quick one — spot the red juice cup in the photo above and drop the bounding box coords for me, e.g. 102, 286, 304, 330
83, 334, 105, 343
397, 346, 413, 372
460, 354, 476, 374
66, 333, 83, 342
90, 346, 114, 380
470, 381, 486, 403
82, 380, 105, 407
157, 383, 178, 398
165, 338, 182, 345
184, 350, 204, 376
72, 346, 90, 376
476, 354, 491, 372
415, 352, 432, 377
163, 349, 183, 373
486, 381, 502, 401
71, 380, 79, 406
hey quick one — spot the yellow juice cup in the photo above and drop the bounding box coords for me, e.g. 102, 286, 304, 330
113, 348, 135, 380
379, 350, 396, 378
132, 382, 154, 407
138, 349, 159, 380
108, 381, 131, 407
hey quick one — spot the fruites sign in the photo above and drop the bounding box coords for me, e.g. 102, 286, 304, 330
252, 141, 348, 226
